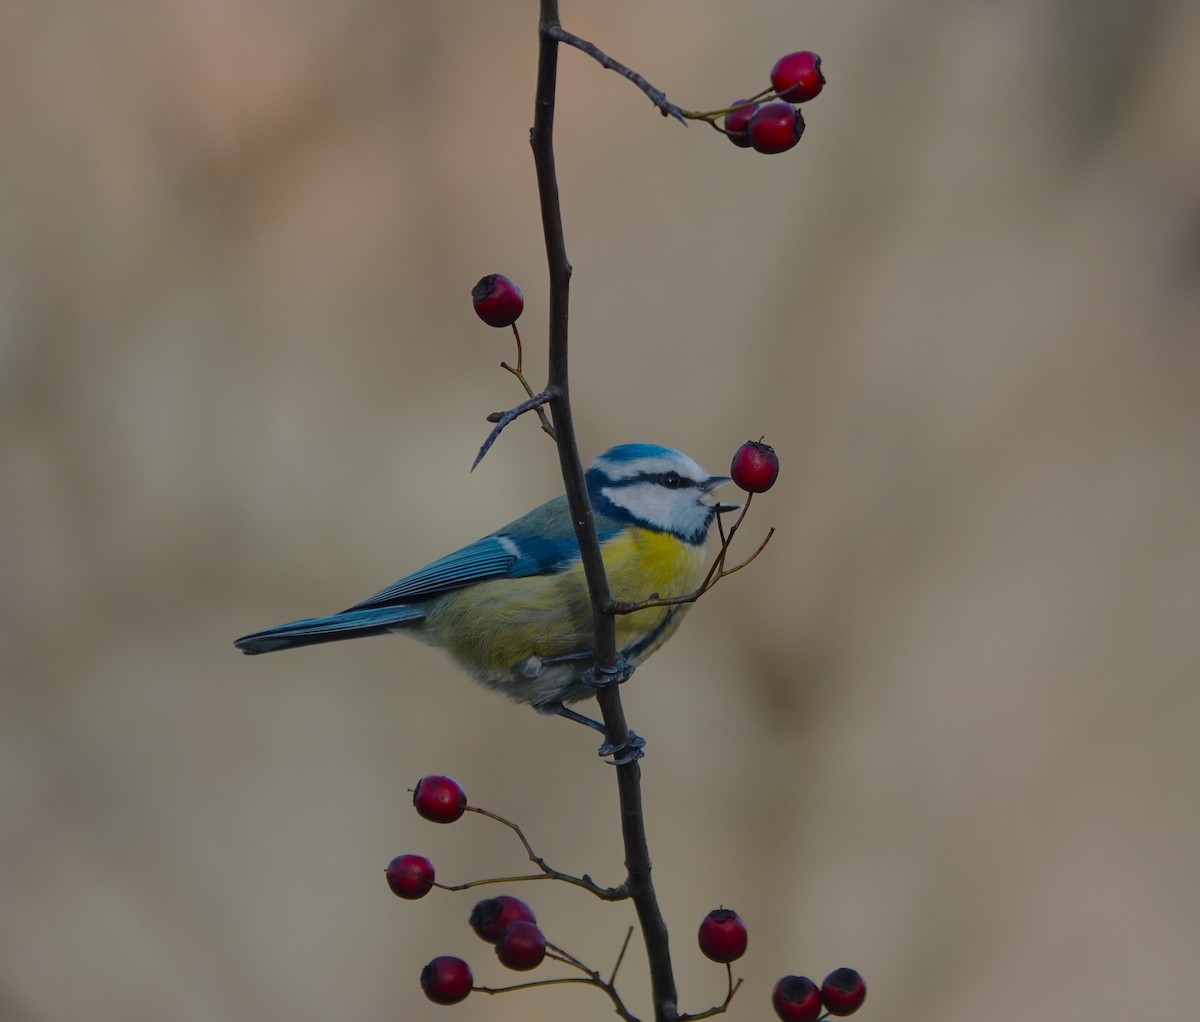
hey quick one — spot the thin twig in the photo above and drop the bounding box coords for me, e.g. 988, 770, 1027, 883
609, 926, 635, 986
479, 939, 642, 1021
435, 872, 576, 891
472, 387, 557, 470
439, 806, 626, 899
476, 975, 641, 1021
547, 25, 687, 124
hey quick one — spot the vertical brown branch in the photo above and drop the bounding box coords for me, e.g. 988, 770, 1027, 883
531, 3, 679, 1020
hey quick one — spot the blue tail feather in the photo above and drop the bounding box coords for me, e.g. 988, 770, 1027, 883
234, 604, 426, 654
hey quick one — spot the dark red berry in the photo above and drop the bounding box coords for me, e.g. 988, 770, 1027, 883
420, 955, 473, 1005
412, 775, 467, 823
748, 102, 805, 155
494, 919, 547, 971
469, 895, 537, 943
772, 975, 823, 1022
697, 908, 748, 963
821, 967, 867, 1016
472, 274, 524, 328
385, 853, 435, 900
723, 100, 759, 148
771, 51, 825, 103
730, 439, 779, 493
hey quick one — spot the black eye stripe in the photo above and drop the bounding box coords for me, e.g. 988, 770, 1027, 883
605, 470, 699, 489
651, 471, 695, 488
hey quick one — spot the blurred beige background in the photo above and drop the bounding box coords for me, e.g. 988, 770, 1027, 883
2, 1, 1198, 1020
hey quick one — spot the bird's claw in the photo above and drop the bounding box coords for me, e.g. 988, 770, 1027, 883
582, 655, 634, 689
599, 730, 646, 765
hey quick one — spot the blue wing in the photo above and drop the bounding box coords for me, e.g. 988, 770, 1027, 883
346, 492, 628, 610
345, 532, 576, 610
235, 493, 629, 655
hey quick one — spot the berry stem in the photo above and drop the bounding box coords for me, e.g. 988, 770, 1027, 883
545, 941, 592, 973
680, 88, 776, 124
500, 323, 557, 440
675, 964, 743, 1022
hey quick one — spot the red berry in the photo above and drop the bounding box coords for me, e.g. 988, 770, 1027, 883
420, 955, 473, 1005
412, 775, 467, 823
730, 439, 779, 493
494, 919, 547, 971
770, 51, 825, 103
385, 853, 435, 900
697, 908, 748, 963
772, 975, 823, 1022
469, 895, 537, 942
821, 967, 867, 1016
723, 100, 759, 148
472, 274, 524, 328
748, 102, 806, 155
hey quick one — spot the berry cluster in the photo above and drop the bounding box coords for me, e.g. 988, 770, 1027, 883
773, 968, 868, 1021
388, 777, 865, 1017
696, 909, 865, 1021
716, 50, 825, 155
417, 893, 549, 1004
387, 777, 551, 1006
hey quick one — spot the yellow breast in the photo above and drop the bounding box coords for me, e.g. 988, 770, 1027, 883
604, 527, 708, 662
422, 527, 708, 685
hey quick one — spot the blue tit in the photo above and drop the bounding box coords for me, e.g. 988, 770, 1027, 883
234, 444, 733, 732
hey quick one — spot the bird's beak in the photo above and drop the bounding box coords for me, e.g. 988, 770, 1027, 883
700, 474, 740, 513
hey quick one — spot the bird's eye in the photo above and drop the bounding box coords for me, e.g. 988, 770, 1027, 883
661, 471, 682, 489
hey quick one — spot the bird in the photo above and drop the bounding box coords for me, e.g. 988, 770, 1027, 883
234, 443, 734, 748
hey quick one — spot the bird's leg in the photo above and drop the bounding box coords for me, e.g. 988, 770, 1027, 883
538, 649, 595, 666
541, 701, 646, 765
547, 702, 605, 732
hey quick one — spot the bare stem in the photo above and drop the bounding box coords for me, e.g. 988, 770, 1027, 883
534, 3, 679, 1019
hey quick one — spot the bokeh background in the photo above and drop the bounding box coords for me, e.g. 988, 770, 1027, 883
3, 1, 1197, 1019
